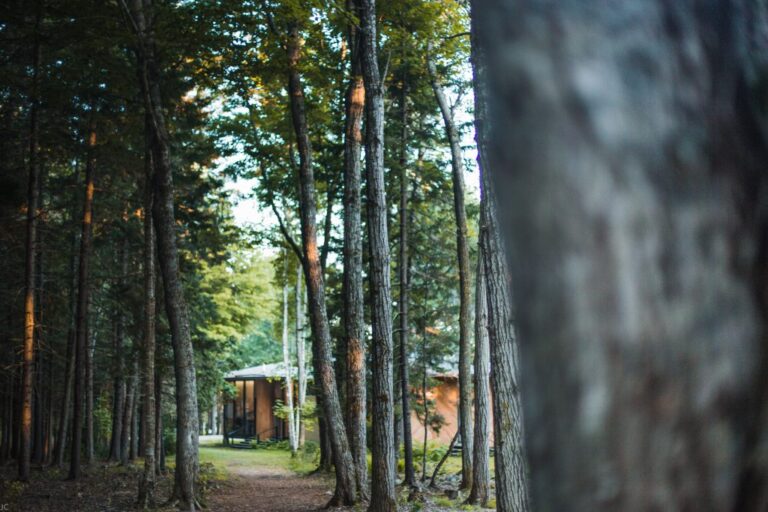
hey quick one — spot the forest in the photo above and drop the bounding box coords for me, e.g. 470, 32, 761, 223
2, 0, 768, 511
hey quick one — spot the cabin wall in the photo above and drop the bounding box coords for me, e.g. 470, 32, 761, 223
409, 378, 495, 445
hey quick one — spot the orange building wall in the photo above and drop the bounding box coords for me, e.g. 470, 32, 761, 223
409, 377, 494, 446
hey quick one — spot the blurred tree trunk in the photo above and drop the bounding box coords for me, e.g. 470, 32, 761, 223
469, 3, 530, 510
426, 51, 473, 491
342, 0, 368, 498
476, 0, 768, 510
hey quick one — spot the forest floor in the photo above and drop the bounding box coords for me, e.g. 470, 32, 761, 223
0, 443, 492, 511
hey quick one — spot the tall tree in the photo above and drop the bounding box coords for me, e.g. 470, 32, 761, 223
341, 0, 368, 498
396, 74, 416, 488
359, 0, 396, 508
278, 13, 359, 504
426, 49, 473, 490
19, 4, 42, 481
68, 116, 97, 481
124, 0, 201, 506
138, 124, 157, 507
476, 0, 768, 510
469, 2, 530, 509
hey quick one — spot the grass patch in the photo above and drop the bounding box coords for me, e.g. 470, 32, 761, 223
197, 445, 318, 476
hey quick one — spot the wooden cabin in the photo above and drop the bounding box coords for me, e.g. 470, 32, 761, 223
222, 363, 297, 445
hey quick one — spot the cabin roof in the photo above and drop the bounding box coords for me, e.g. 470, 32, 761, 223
225, 362, 299, 381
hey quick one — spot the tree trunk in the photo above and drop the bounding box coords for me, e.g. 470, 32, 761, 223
296, 266, 306, 447
54, 216, 79, 467
108, 243, 127, 462
342, 0, 368, 498
68, 117, 97, 481
155, 369, 165, 474
397, 77, 416, 488
19, 7, 41, 481
358, 0, 396, 509
138, 127, 157, 506
121, 360, 136, 465
131, 390, 139, 461
127, 0, 200, 505
476, 1, 768, 510
466, 252, 490, 506
85, 315, 95, 464
282, 281, 297, 455
285, 22, 358, 505
426, 52, 473, 490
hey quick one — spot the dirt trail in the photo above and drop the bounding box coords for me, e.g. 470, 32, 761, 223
206, 461, 333, 512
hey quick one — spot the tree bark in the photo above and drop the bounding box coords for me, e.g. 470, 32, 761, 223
138, 127, 157, 506
19, 6, 42, 481
126, 0, 200, 505
476, 0, 768, 510
282, 281, 297, 455
397, 77, 416, 488
295, 266, 306, 447
342, 0, 368, 499
466, 251, 490, 506
285, 21, 358, 506
469, 4, 530, 509
426, 51, 473, 490
68, 117, 97, 481
358, 0, 396, 509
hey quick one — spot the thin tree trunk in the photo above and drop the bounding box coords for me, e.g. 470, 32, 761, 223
476, 1, 768, 510
155, 369, 164, 475
296, 266, 306, 447
121, 359, 135, 465
358, 0, 396, 509
19, 6, 42, 481
124, 360, 138, 462
430, 431, 459, 487
108, 244, 127, 462
281, 281, 297, 455
68, 117, 97, 481
131, 391, 139, 460
85, 314, 95, 464
466, 252, 490, 506
126, 0, 200, 505
285, 21, 358, 505
32, 169, 45, 466
138, 127, 157, 505
426, 51, 473, 490
397, 77, 416, 488
420, 317, 429, 483
55, 194, 80, 468
342, 0, 367, 499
